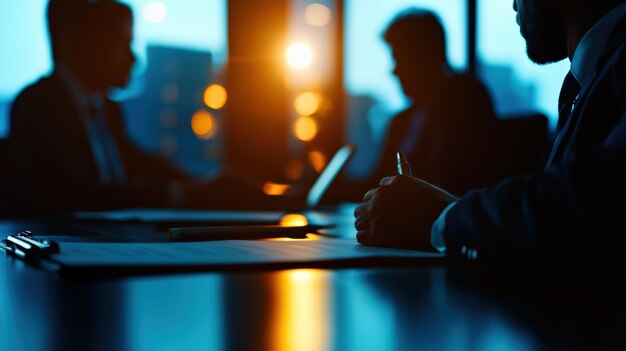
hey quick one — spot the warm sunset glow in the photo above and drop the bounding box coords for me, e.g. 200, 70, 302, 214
304, 3, 331, 27
279, 213, 308, 227
294, 91, 321, 116
293, 116, 318, 142
142, 1, 167, 23
308, 150, 327, 173
203, 84, 228, 110
191, 110, 216, 140
263, 182, 291, 196
270, 269, 330, 351
286, 42, 313, 69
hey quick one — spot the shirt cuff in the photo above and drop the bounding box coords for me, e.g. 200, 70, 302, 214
430, 201, 457, 253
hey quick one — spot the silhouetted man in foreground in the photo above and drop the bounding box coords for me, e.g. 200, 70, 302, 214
355, 0, 626, 272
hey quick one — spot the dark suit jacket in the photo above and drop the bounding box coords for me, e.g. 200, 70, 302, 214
9, 73, 189, 213
375, 73, 498, 196
328, 73, 513, 203
443, 17, 626, 271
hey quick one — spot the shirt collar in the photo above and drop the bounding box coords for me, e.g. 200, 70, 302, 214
570, 3, 626, 87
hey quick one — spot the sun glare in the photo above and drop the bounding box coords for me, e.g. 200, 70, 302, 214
286, 42, 313, 70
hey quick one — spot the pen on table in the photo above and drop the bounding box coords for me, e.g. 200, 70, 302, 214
396, 152, 412, 176
169, 225, 312, 241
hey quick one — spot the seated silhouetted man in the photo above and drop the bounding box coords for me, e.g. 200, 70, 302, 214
9, 0, 192, 213
355, 0, 626, 273
370, 9, 498, 196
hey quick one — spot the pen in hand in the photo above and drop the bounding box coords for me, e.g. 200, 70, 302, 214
396, 152, 412, 176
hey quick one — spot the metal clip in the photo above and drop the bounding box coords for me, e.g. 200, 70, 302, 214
1, 231, 59, 260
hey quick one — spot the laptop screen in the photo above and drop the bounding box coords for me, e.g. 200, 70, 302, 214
306, 145, 354, 209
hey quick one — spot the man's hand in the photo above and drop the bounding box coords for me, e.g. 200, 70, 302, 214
354, 175, 457, 251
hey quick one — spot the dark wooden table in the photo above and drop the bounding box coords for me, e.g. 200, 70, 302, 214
1, 206, 625, 351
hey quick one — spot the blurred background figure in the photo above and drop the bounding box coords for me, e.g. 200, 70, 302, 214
8, 0, 263, 214
333, 9, 498, 200
371, 8, 498, 195
9, 0, 189, 213
331, 8, 550, 201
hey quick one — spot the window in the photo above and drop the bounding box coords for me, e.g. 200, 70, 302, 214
477, 0, 569, 127
0, 0, 50, 138
122, 0, 228, 175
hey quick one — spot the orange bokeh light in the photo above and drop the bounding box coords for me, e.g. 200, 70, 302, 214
203, 84, 228, 110
191, 110, 216, 140
308, 150, 327, 173
293, 116, 318, 142
294, 92, 321, 116
304, 3, 331, 27
279, 213, 308, 227
263, 182, 291, 196
285, 159, 305, 180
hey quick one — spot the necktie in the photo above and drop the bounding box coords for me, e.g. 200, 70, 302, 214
84, 102, 127, 185
546, 71, 582, 167
556, 71, 582, 133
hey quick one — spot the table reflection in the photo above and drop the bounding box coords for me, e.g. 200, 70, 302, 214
3, 259, 128, 351
125, 274, 224, 351
1, 261, 549, 351
269, 269, 331, 351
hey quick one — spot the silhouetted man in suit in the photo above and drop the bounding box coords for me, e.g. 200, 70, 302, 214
368, 9, 498, 197
355, 0, 626, 271
10, 0, 191, 213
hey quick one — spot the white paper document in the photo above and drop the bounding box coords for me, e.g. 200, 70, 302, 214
46, 238, 444, 274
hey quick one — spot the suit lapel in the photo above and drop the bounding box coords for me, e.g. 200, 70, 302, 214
545, 15, 626, 168
48, 73, 101, 177
545, 81, 591, 167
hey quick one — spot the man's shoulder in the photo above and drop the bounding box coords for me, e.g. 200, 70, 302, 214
606, 39, 626, 75
440, 72, 496, 119
606, 40, 626, 111
12, 74, 60, 108
598, 14, 626, 81
590, 39, 626, 100
10, 74, 69, 134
